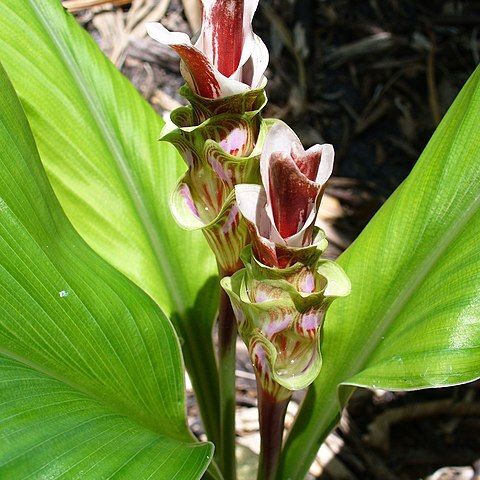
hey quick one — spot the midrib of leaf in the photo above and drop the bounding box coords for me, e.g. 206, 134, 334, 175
0, 347, 108, 415
28, 0, 185, 313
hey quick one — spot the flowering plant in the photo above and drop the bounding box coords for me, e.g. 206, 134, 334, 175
224, 121, 349, 394
0, 1, 479, 480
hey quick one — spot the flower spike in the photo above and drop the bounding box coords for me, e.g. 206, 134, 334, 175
222, 121, 350, 399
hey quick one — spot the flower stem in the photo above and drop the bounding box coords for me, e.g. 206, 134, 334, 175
256, 386, 291, 480
218, 282, 237, 480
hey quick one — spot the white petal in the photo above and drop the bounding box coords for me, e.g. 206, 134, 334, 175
309, 143, 334, 185
238, 0, 261, 73
235, 184, 270, 238
146, 22, 192, 47
216, 75, 251, 97
249, 34, 269, 88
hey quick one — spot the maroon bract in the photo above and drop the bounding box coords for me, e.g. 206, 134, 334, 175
236, 122, 334, 268
146, 0, 268, 98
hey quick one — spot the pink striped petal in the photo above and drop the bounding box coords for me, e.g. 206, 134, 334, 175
200, 0, 245, 77
146, 0, 268, 99
268, 151, 321, 239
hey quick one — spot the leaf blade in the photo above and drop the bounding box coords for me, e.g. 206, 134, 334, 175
0, 356, 211, 480
0, 0, 220, 445
0, 61, 211, 478
281, 66, 480, 479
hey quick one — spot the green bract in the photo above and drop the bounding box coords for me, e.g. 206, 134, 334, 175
178, 84, 268, 123
221, 245, 350, 397
165, 87, 268, 274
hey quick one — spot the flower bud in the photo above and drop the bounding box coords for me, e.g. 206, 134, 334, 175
146, 0, 269, 99
235, 121, 334, 268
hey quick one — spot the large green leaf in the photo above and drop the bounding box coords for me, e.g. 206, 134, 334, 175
281, 66, 480, 479
0, 61, 211, 478
0, 0, 220, 445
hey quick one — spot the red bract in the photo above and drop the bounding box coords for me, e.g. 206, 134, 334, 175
146, 0, 268, 98
236, 122, 334, 268
200, 0, 245, 78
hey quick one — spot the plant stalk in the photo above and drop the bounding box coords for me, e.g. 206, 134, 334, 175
176, 316, 221, 451
218, 278, 238, 480
256, 386, 291, 480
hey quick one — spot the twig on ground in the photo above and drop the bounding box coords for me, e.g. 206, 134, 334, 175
366, 399, 480, 452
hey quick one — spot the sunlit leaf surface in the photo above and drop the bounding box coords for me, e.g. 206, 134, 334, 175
281, 66, 480, 479
0, 62, 212, 478
0, 0, 220, 445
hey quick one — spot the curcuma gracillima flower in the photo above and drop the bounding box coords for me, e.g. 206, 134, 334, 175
235, 121, 334, 268
146, 0, 269, 99
221, 122, 350, 398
